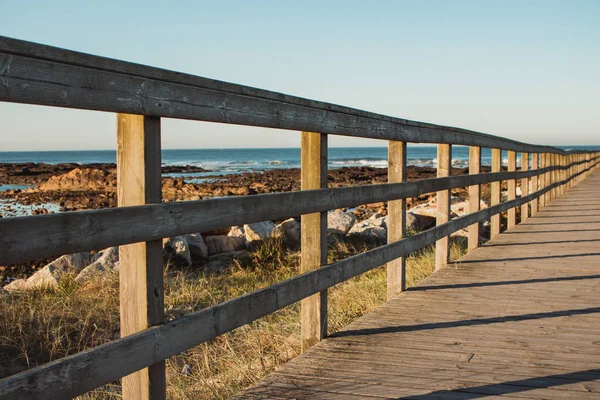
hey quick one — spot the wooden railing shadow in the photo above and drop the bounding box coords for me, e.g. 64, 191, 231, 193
330, 307, 600, 337
0, 35, 599, 399
396, 368, 600, 399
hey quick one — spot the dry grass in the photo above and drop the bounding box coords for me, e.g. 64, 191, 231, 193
0, 236, 467, 399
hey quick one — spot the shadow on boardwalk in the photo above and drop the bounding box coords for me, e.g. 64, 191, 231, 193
237, 170, 600, 399
397, 369, 600, 399
331, 307, 600, 337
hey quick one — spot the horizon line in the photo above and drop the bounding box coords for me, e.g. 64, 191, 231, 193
2, 144, 599, 153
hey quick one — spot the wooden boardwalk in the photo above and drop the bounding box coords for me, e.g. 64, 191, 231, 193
238, 170, 600, 399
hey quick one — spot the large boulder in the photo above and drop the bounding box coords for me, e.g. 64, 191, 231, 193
39, 168, 116, 192
408, 203, 437, 219
163, 236, 192, 266
348, 219, 387, 241
205, 250, 252, 273
186, 233, 208, 261
244, 221, 277, 242
205, 236, 246, 255
451, 199, 490, 216
276, 218, 301, 248
17, 252, 92, 289
405, 212, 436, 232
327, 210, 356, 235
75, 247, 119, 283
38, 252, 90, 285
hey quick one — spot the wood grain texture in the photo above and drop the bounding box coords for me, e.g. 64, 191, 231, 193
540, 153, 547, 208
468, 146, 481, 252
507, 151, 517, 228
490, 148, 502, 239
520, 152, 529, 221
550, 154, 556, 202
300, 132, 328, 350
0, 158, 596, 266
531, 153, 538, 215
387, 141, 407, 298
116, 114, 165, 400
0, 36, 596, 156
435, 144, 451, 270
0, 165, 594, 400
237, 169, 600, 400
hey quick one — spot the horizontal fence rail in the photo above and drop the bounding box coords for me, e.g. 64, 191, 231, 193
0, 161, 598, 399
0, 35, 592, 155
0, 35, 598, 400
0, 158, 595, 266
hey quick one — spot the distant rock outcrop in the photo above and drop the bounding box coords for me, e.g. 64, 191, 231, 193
39, 168, 116, 192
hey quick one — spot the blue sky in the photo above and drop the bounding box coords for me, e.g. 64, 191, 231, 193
1, 0, 599, 150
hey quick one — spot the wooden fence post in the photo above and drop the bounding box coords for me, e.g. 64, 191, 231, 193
490, 148, 501, 239
507, 151, 516, 228
436, 144, 451, 270
520, 152, 529, 222
117, 114, 165, 400
468, 146, 481, 252
541, 153, 549, 207
561, 155, 566, 195
300, 131, 327, 351
387, 141, 407, 298
551, 154, 557, 201
530, 153, 538, 215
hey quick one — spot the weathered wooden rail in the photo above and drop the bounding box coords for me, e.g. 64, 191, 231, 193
0, 35, 598, 399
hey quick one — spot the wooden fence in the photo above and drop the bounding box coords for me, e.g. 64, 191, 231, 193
0, 35, 598, 400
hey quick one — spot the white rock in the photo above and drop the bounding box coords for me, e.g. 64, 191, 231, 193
327, 210, 356, 235
75, 247, 119, 283
451, 201, 469, 216
4, 279, 27, 292
164, 236, 192, 266
408, 204, 438, 219
348, 219, 387, 241
370, 216, 387, 228
186, 233, 208, 261
243, 221, 277, 242
405, 212, 436, 232
205, 236, 246, 255
276, 218, 301, 247
227, 226, 245, 238
24, 252, 92, 289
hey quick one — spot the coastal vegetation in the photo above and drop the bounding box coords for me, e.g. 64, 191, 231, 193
0, 235, 467, 399
0, 161, 486, 398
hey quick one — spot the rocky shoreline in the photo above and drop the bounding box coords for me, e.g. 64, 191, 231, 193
0, 162, 502, 290
0, 162, 491, 213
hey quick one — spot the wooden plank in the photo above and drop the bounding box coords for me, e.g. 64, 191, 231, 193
490, 148, 502, 238
520, 152, 529, 221
436, 144, 451, 270
507, 150, 517, 228
468, 146, 481, 252
116, 114, 165, 400
301, 131, 328, 350
387, 140, 407, 298
530, 153, 538, 215
0, 36, 596, 157
4, 160, 593, 266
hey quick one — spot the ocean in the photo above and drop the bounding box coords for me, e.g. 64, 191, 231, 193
0, 146, 598, 175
